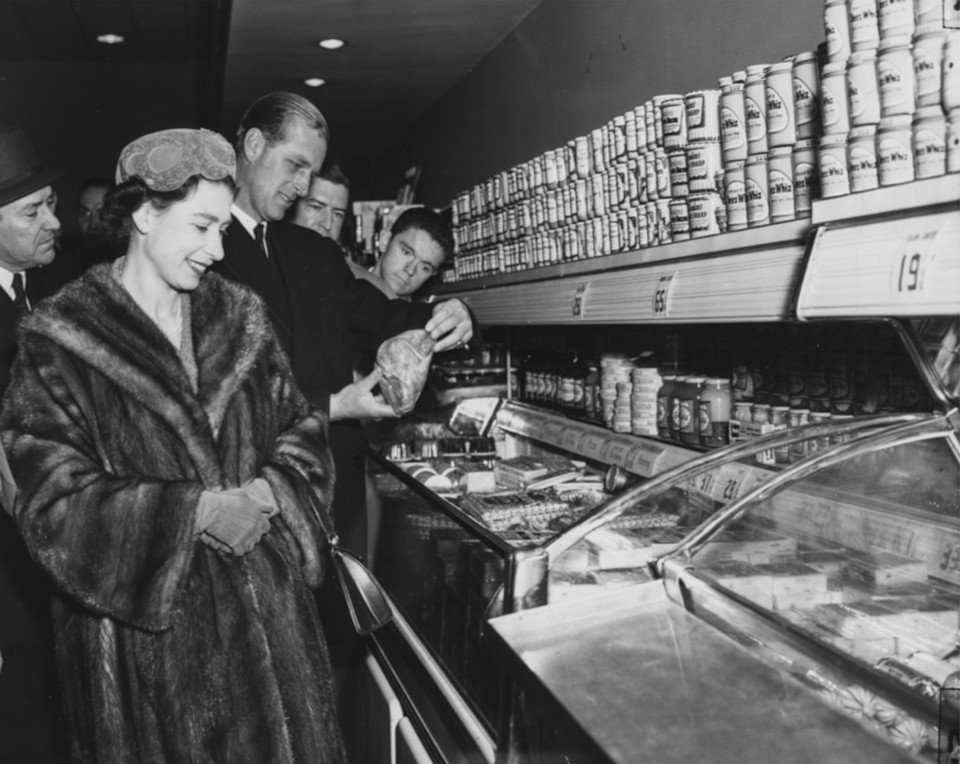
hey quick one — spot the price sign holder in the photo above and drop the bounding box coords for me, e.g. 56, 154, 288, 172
796, 211, 959, 319
651, 273, 678, 318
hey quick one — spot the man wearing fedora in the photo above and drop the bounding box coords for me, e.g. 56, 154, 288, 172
0, 124, 63, 392
0, 123, 67, 761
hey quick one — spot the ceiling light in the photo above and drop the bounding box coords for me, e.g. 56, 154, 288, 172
318, 38, 345, 50
304, 78, 326, 87
96, 33, 125, 45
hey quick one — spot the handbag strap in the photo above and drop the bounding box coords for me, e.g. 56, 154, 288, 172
302, 483, 341, 548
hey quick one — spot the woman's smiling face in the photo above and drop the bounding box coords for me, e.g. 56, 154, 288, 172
137, 179, 234, 292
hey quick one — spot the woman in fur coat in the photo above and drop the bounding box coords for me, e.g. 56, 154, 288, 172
0, 129, 345, 763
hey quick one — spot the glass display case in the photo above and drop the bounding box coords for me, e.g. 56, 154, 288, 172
485, 410, 959, 763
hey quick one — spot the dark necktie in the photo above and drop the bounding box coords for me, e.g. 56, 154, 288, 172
12, 273, 28, 313
254, 223, 268, 258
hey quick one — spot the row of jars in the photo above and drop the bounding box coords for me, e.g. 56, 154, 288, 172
822, 25, 959, 129
824, 0, 948, 63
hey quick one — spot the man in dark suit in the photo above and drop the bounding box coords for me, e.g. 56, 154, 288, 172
0, 123, 68, 761
216, 92, 473, 560
0, 125, 63, 392
214, 92, 473, 761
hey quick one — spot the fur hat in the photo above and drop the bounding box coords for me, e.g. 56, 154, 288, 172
115, 128, 235, 192
0, 124, 65, 208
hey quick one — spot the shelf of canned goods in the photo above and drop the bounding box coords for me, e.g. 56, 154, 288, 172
437, 3, 959, 327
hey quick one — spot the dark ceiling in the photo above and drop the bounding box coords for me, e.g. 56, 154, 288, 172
0, 0, 542, 212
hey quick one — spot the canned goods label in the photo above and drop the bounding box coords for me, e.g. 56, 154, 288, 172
820, 152, 850, 196
878, 56, 913, 113
661, 99, 687, 148
688, 194, 724, 237
745, 177, 769, 224
848, 79, 867, 120
668, 151, 689, 196
793, 160, 817, 214
686, 93, 706, 129
824, 3, 850, 60
820, 80, 848, 132
669, 200, 690, 235
849, 145, 879, 190
768, 168, 795, 220
724, 179, 747, 228
793, 75, 819, 133
878, 0, 913, 36
878, 136, 914, 183
721, 106, 747, 150
655, 151, 671, 196
765, 83, 793, 137
745, 95, 767, 143
914, 46, 942, 101
914, 128, 946, 177
849, 0, 880, 47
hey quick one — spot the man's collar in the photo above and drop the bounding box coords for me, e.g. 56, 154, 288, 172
231, 204, 263, 239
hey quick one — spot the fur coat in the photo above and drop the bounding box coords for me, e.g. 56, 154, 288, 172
0, 265, 345, 763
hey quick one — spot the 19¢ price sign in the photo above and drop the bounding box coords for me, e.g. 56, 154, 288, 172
651, 273, 677, 318
888, 229, 937, 301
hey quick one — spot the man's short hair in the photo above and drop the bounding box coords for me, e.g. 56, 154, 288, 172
235, 92, 330, 154
78, 176, 113, 198
389, 207, 454, 261
319, 160, 350, 191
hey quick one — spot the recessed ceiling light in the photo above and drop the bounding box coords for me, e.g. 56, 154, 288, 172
318, 38, 345, 50
96, 33, 125, 45
304, 78, 326, 87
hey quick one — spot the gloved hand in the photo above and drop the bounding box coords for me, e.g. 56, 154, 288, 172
195, 478, 278, 555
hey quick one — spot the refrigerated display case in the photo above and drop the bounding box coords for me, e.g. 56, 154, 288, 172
487, 408, 958, 762
360, 170, 958, 763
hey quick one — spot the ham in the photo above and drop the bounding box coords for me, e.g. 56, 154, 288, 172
376, 329, 436, 415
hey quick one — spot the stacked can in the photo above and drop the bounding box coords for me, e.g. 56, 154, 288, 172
685, 88, 726, 237
444, 0, 955, 286
600, 353, 635, 431
631, 365, 661, 436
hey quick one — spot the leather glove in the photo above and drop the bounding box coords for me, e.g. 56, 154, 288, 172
195, 478, 278, 555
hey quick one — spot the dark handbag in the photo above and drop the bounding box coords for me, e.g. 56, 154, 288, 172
305, 488, 393, 635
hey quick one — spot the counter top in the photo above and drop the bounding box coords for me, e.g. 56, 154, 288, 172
486, 582, 923, 764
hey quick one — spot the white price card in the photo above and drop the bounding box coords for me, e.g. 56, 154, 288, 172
540, 421, 567, 444
651, 273, 677, 318
797, 212, 959, 318
626, 441, 662, 477
708, 464, 758, 504
560, 427, 584, 451
887, 228, 938, 301
579, 432, 607, 460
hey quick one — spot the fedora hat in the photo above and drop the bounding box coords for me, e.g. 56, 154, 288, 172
0, 124, 65, 208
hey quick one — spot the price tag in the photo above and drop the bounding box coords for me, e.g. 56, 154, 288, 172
600, 436, 635, 466
572, 283, 590, 319
888, 228, 938, 300
693, 469, 720, 499
560, 427, 583, 451
579, 432, 607, 460
540, 421, 566, 444
626, 442, 662, 477
651, 273, 676, 318
708, 464, 756, 504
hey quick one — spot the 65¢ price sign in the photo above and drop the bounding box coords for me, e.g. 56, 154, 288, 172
651, 273, 678, 318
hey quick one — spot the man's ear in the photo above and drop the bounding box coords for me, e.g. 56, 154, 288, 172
242, 128, 266, 162
377, 228, 391, 255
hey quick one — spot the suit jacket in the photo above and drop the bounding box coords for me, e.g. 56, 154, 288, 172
214, 219, 433, 557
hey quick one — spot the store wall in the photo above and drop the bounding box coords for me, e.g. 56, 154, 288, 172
375, 0, 825, 208
2, 61, 219, 234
